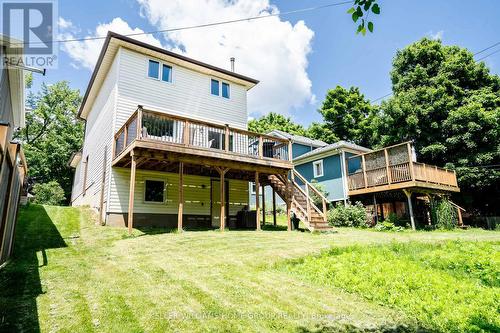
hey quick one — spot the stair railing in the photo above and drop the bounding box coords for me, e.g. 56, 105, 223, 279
291, 169, 329, 222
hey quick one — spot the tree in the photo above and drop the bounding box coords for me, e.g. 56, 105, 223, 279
347, 0, 381, 36
248, 112, 307, 136
306, 122, 339, 144
16, 81, 83, 203
317, 86, 376, 147
376, 38, 500, 212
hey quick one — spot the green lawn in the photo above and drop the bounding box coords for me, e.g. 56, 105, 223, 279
1, 205, 499, 332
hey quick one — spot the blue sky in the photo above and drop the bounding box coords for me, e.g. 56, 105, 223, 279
26, 0, 500, 126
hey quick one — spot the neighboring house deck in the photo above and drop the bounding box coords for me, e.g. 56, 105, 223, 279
346, 142, 459, 196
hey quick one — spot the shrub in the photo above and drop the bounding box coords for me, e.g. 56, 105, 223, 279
327, 201, 367, 227
33, 181, 66, 205
435, 199, 458, 229
374, 221, 404, 232
309, 179, 329, 209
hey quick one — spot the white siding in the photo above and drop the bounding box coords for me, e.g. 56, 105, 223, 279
109, 168, 248, 215
71, 53, 118, 214
115, 48, 248, 131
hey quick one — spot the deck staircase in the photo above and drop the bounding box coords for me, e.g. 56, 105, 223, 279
268, 170, 332, 232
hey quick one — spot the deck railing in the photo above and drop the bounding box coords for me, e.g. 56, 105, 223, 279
347, 142, 458, 191
113, 106, 292, 163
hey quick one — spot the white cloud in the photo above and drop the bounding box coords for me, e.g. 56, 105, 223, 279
59, 1, 315, 116
428, 30, 444, 40
137, 0, 314, 116
59, 17, 163, 70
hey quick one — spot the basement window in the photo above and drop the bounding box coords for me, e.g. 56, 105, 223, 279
144, 180, 165, 203
313, 160, 324, 178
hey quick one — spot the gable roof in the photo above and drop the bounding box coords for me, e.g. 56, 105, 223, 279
78, 32, 259, 119
293, 140, 372, 163
268, 129, 327, 148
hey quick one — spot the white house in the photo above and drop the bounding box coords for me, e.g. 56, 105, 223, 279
70, 32, 331, 232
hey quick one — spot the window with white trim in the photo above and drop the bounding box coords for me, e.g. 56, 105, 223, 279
313, 160, 324, 178
148, 59, 172, 82
211, 79, 230, 99
144, 180, 165, 203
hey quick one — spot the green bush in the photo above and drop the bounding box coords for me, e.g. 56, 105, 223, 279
309, 179, 329, 209
374, 221, 405, 232
435, 199, 458, 229
33, 181, 66, 205
327, 201, 367, 227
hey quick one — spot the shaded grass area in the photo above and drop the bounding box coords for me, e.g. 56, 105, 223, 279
0, 205, 499, 332
281, 241, 500, 332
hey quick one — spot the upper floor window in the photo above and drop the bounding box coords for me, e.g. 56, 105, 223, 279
211, 79, 220, 96
148, 59, 172, 82
162, 64, 172, 82
148, 60, 160, 79
222, 82, 230, 98
211, 79, 230, 99
313, 160, 324, 178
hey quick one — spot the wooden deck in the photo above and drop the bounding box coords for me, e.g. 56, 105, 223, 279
112, 106, 293, 175
347, 142, 459, 196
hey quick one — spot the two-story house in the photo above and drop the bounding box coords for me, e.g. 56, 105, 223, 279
70, 32, 331, 233
0, 35, 28, 267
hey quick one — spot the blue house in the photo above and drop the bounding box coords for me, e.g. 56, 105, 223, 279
250, 130, 369, 209
293, 141, 371, 203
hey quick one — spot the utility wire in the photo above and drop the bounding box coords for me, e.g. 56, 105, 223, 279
9, 0, 353, 46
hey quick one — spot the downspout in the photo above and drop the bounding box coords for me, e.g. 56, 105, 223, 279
340, 150, 349, 204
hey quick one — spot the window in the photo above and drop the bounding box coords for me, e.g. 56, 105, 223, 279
162, 64, 172, 82
144, 180, 165, 203
211, 79, 219, 96
313, 160, 324, 178
222, 82, 230, 98
148, 60, 160, 79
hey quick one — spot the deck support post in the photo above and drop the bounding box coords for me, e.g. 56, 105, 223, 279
215, 166, 229, 232
373, 194, 378, 225
262, 184, 266, 225
286, 199, 292, 232
272, 187, 277, 227
403, 189, 416, 230
178, 162, 184, 232
127, 150, 137, 235
255, 171, 261, 231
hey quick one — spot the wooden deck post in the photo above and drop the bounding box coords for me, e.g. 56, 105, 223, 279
255, 171, 261, 230
384, 148, 392, 184
286, 199, 292, 232
457, 206, 463, 226
137, 106, 143, 139
361, 155, 368, 188
272, 187, 277, 227
262, 184, 266, 225
215, 167, 229, 232
178, 162, 184, 232
288, 140, 293, 161
127, 150, 137, 235
407, 143, 415, 181
373, 194, 378, 225
225, 125, 230, 152
403, 189, 416, 230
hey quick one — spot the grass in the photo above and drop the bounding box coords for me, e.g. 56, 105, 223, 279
0, 205, 498, 332
280, 242, 500, 332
